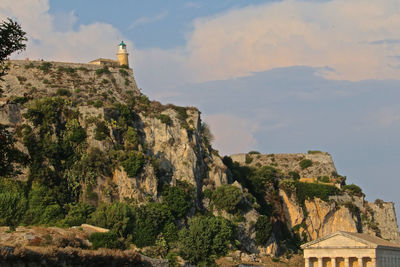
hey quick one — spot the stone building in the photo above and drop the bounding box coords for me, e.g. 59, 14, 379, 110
89, 41, 129, 67
301, 231, 400, 267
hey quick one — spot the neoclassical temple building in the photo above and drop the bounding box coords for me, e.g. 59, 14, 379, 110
301, 231, 400, 267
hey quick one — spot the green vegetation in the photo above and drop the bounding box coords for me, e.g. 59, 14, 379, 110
121, 151, 144, 177
318, 176, 331, 183
299, 159, 313, 169
178, 216, 234, 265
95, 66, 110, 75
56, 88, 71, 96
342, 184, 364, 197
248, 151, 261, 154
119, 69, 129, 77
245, 154, 253, 164
211, 184, 242, 213
0, 125, 27, 178
157, 114, 172, 126
60, 202, 95, 227
162, 186, 192, 218
255, 215, 272, 245
288, 171, 300, 180
89, 231, 124, 249
57, 66, 76, 74
38, 62, 52, 73
88, 202, 134, 237
94, 121, 109, 141
294, 181, 340, 206
93, 99, 103, 108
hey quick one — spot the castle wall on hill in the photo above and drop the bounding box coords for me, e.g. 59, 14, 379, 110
230, 152, 337, 178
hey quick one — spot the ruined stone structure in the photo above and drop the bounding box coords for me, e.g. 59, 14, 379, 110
302, 231, 400, 267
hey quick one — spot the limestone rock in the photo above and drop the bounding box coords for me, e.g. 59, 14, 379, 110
279, 190, 304, 230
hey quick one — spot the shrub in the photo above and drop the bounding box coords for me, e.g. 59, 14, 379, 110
38, 62, 52, 73
89, 231, 124, 249
255, 215, 272, 245
121, 151, 144, 177
17, 76, 27, 82
318, 176, 331, 183
162, 186, 192, 218
211, 184, 242, 213
88, 202, 134, 237
0, 190, 27, 227
178, 216, 234, 265
248, 151, 261, 154
60, 202, 95, 227
93, 99, 103, 108
95, 66, 110, 75
138, 95, 150, 106
299, 159, 313, 170
245, 155, 253, 164
157, 114, 172, 126
132, 202, 173, 247
56, 88, 71, 97
125, 127, 139, 150
288, 171, 300, 180
119, 69, 129, 77
57, 67, 76, 74
295, 181, 340, 206
23, 184, 64, 225
94, 121, 109, 141
342, 184, 364, 197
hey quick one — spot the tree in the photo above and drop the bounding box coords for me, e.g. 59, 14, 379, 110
178, 216, 234, 265
0, 124, 28, 178
0, 18, 27, 94
211, 184, 242, 213
0, 19, 27, 176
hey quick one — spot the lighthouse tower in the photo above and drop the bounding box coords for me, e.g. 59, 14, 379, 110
117, 41, 129, 67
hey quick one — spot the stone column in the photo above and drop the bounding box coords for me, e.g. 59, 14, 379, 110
358, 257, 363, 267
332, 257, 336, 267
344, 257, 350, 267
305, 257, 310, 267
318, 257, 323, 267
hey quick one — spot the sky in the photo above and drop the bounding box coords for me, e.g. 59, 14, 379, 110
1, 0, 400, 221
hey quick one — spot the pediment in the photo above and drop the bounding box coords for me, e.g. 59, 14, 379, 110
307, 234, 369, 248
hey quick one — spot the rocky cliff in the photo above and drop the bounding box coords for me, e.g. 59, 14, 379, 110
0, 60, 227, 206
0, 60, 398, 264
230, 152, 399, 248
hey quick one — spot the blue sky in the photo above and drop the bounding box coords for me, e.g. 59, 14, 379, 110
2, 0, 400, 219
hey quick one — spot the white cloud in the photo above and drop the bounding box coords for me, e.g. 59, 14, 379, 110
204, 113, 259, 155
0, 0, 130, 64
184, 0, 400, 82
129, 10, 168, 29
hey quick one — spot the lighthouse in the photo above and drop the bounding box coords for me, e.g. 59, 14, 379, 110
117, 41, 129, 67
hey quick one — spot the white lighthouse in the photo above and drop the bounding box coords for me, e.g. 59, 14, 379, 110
117, 41, 129, 67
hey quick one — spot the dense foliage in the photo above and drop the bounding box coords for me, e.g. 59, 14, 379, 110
255, 215, 272, 245
211, 184, 242, 213
178, 216, 234, 265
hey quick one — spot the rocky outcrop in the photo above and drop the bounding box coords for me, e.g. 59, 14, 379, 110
279, 189, 400, 243
0, 60, 229, 206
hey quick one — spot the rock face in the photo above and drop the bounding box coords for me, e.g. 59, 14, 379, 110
0, 60, 228, 206
1, 59, 399, 262
232, 152, 400, 248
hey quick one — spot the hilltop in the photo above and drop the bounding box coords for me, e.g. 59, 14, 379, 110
0, 59, 398, 266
